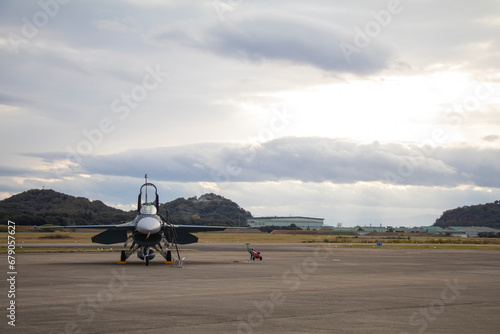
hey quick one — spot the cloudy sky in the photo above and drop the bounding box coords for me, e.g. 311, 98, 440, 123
1, 0, 500, 226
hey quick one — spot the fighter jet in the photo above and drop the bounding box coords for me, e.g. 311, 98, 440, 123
36, 177, 249, 266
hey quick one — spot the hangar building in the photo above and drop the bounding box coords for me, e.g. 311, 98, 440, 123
248, 216, 324, 230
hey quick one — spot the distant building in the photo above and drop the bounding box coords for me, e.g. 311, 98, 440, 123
359, 227, 388, 233
444, 226, 500, 238
419, 226, 444, 234
325, 226, 388, 234
248, 216, 324, 230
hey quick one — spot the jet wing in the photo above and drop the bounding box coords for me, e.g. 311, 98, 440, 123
35, 222, 250, 245
35, 220, 136, 230
35, 222, 249, 232
171, 225, 251, 233
35, 221, 137, 244
164, 225, 250, 244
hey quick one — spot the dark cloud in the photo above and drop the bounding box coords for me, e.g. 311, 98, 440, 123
0, 91, 31, 105
0, 165, 53, 179
0, 166, 31, 177
432, 146, 500, 188
24, 137, 500, 188
484, 135, 500, 142
147, 16, 392, 75
204, 18, 392, 74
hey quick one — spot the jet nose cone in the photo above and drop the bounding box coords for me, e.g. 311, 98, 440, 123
136, 216, 161, 234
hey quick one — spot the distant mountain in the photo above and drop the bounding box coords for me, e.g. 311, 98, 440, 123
0, 189, 252, 227
0, 189, 135, 226
161, 193, 252, 227
433, 200, 500, 229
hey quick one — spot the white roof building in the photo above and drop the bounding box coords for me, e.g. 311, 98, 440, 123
248, 216, 324, 230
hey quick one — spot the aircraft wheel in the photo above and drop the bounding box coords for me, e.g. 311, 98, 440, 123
166, 251, 172, 262
120, 251, 126, 262
145, 256, 150, 266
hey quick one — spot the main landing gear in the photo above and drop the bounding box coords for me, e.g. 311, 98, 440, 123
119, 235, 179, 266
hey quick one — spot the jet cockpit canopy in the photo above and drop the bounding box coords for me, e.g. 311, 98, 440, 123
137, 178, 159, 213
140, 203, 157, 215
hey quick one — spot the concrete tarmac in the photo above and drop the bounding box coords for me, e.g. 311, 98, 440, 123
4, 244, 500, 333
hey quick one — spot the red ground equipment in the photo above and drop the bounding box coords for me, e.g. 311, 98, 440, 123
246, 243, 263, 261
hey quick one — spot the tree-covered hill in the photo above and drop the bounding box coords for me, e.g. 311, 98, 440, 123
433, 200, 500, 229
0, 189, 251, 227
0, 189, 135, 226
161, 193, 251, 227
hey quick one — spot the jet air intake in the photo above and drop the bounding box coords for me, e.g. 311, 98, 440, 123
136, 216, 161, 234
134, 232, 162, 246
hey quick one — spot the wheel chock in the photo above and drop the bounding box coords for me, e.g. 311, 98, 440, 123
164, 261, 173, 264
117, 261, 127, 264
